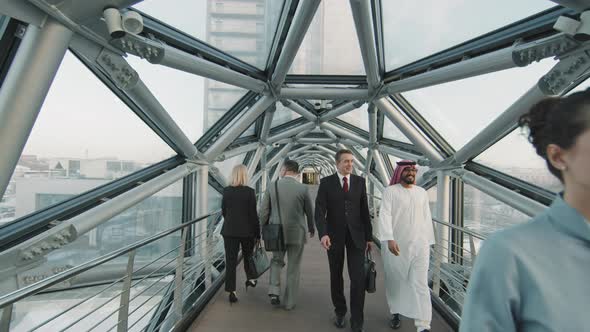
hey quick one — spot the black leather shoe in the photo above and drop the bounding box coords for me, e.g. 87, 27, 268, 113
245, 279, 257, 291
389, 313, 401, 329
333, 315, 345, 328
228, 292, 238, 305
270, 294, 280, 306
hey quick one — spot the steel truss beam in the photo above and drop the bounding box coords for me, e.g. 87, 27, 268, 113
0, 17, 73, 200
71, 36, 200, 160
383, 7, 574, 82
349, 0, 380, 91
271, 0, 321, 88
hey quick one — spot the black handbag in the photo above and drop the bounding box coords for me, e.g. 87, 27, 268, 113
246, 241, 270, 279
262, 181, 286, 251
365, 249, 377, 293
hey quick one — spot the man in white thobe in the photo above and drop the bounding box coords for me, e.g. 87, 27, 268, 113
376, 160, 435, 332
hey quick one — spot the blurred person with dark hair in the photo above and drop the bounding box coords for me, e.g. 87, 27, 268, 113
460, 90, 590, 331
221, 164, 260, 304
315, 149, 373, 332
376, 160, 435, 332
259, 159, 314, 310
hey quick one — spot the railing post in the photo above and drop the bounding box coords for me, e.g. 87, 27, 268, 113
0, 304, 13, 332
196, 165, 210, 288
173, 228, 188, 318
117, 250, 136, 332
468, 234, 477, 264
436, 171, 450, 262
431, 225, 443, 297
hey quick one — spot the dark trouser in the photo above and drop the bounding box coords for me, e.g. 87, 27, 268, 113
327, 228, 366, 329
223, 236, 255, 292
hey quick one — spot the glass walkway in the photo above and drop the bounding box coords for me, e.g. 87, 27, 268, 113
0, 0, 586, 331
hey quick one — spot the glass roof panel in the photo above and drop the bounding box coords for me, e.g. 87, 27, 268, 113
135, 0, 285, 69
272, 102, 302, 128
288, 0, 365, 75
474, 129, 563, 193
566, 75, 590, 95
128, 58, 247, 142
128, 57, 201, 143
382, 1, 555, 71
216, 154, 245, 180
205, 79, 249, 130
239, 122, 256, 138
382, 117, 412, 144
2, 52, 175, 223
337, 104, 369, 132
402, 58, 557, 149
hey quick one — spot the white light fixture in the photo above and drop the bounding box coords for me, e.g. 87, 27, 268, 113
103, 8, 144, 38
122, 10, 144, 34
103, 7, 124, 38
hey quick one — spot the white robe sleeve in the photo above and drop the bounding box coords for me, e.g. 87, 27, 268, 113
377, 187, 395, 241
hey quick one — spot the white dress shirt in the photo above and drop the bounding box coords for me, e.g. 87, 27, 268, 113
337, 172, 351, 191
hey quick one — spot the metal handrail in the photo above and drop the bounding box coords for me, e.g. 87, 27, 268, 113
0, 210, 221, 309
431, 218, 486, 240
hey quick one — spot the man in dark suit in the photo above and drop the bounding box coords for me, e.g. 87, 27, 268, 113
315, 149, 373, 332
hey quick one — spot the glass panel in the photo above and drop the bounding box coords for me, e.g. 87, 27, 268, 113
272, 102, 301, 128
205, 80, 249, 130
37, 178, 183, 268
128, 58, 202, 142
239, 122, 256, 138
128, 58, 248, 141
403, 59, 557, 149
208, 184, 223, 212
135, 0, 285, 69
215, 154, 245, 182
464, 184, 530, 239
289, 0, 365, 75
566, 75, 590, 95
427, 186, 438, 216
337, 104, 369, 132
474, 129, 563, 192
0, 53, 175, 226
382, 117, 412, 143
382, 1, 555, 71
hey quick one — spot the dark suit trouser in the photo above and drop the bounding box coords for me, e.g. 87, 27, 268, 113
223, 236, 255, 292
328, 228, 366, 329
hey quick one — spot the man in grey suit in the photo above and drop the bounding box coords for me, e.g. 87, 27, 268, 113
259, 159, 315, 310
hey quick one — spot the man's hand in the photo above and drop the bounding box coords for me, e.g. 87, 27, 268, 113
388, 240, 400, 256
366, 241, 373, 251
320, 235, 331, 250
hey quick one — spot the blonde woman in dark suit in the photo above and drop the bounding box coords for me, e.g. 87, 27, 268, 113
221, 164, 260, 304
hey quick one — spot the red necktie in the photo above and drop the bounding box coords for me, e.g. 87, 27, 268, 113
343, 177, 348, 193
